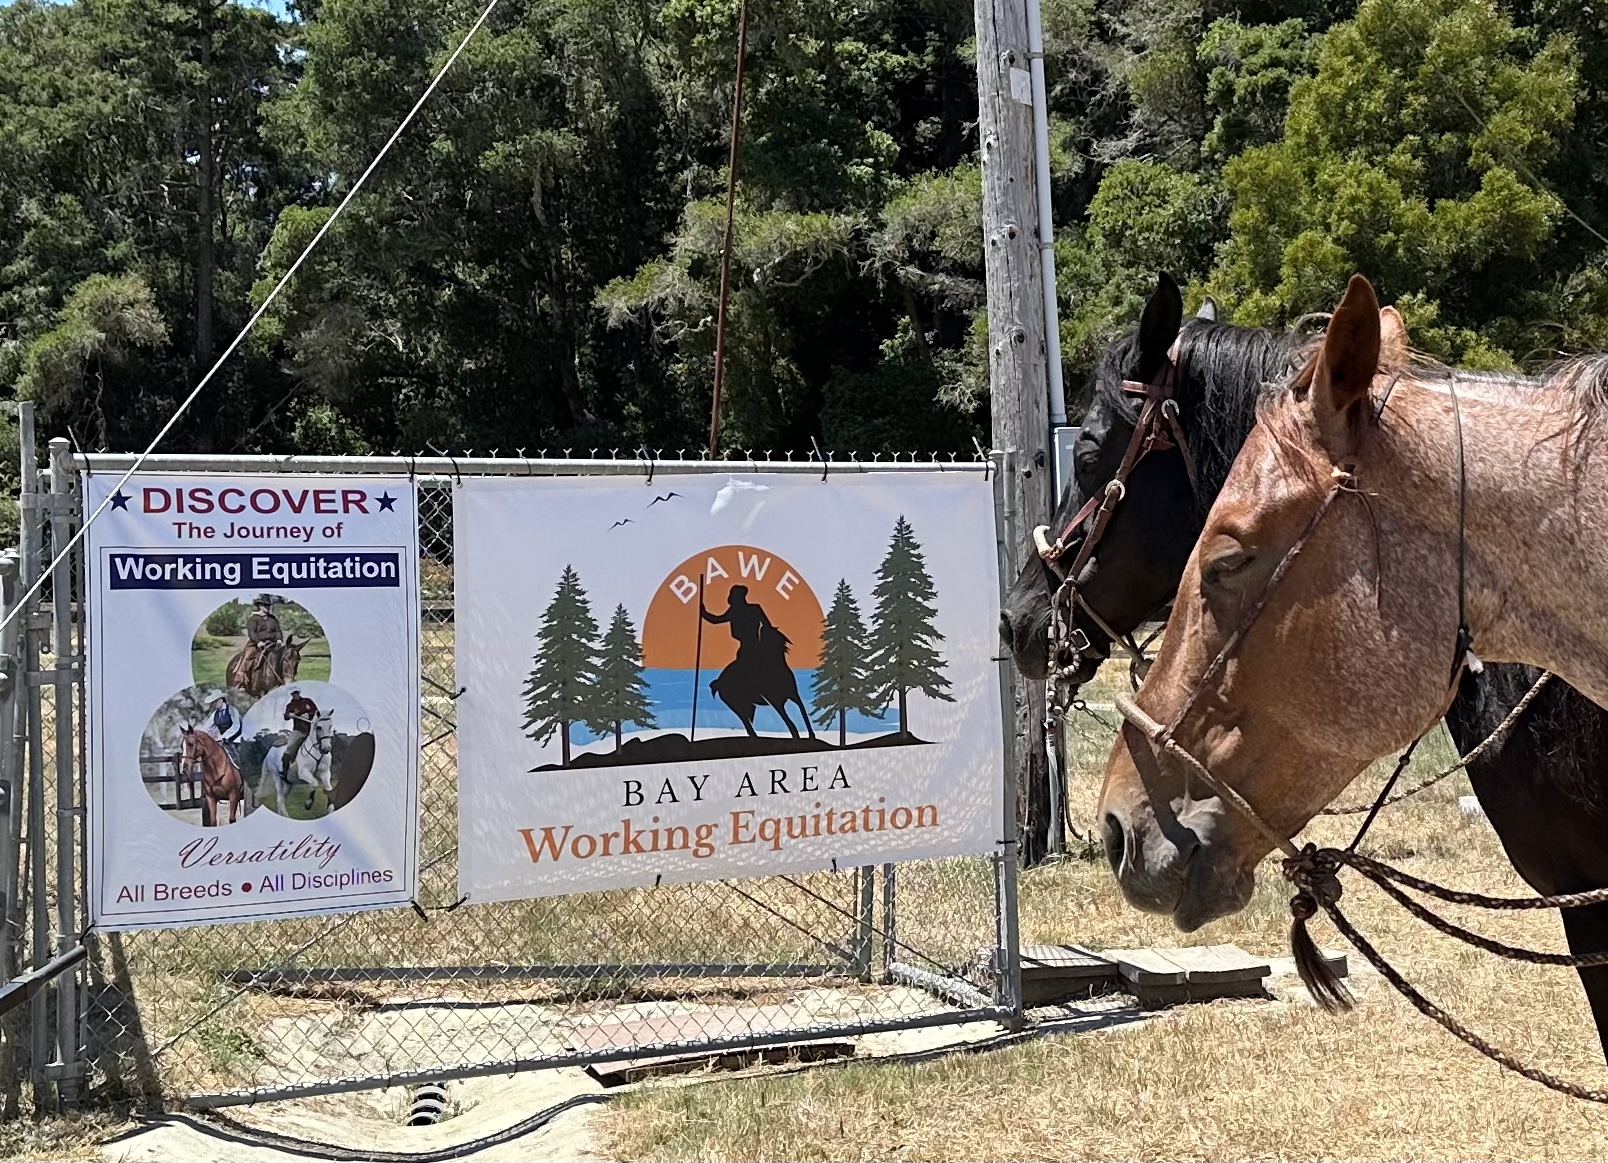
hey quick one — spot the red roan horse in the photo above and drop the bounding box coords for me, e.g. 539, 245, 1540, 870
181, 726, 246, 826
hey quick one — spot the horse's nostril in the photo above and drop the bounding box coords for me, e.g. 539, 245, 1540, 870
998, 611, 1014, 646
1102, 812, 1125, 876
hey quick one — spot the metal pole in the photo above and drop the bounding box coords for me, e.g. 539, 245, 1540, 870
0, 553, 20, 985
47, 439, 78, 1105
853, 866, 874, 981
706, 0, 751, 459
991, 454, 1023, 1027
0, 549, 22, 1116
17, 407, 50, 1106
879, 862, 896, 983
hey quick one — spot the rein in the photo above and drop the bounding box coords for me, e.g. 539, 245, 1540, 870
1112, 372, 1608, 1103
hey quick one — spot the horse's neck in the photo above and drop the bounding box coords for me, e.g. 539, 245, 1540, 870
1384, 381, 1608, 706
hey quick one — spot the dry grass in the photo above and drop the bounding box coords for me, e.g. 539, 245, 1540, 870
601, 659, 1608, 1161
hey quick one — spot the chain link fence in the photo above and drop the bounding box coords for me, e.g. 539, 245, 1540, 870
1, 438, 1020, 1113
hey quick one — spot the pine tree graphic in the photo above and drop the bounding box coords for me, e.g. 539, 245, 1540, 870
867, 516, 952, 736
522, 565, 600, 767
588, 604, 656, 750
813, 579, 880, 746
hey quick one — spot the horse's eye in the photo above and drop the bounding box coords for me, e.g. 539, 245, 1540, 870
1076, 450, 1100, 475
1204, 550, 1254, 586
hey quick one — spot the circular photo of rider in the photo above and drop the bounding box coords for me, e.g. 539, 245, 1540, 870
238, 681, 375, 821
191, 594, 331, 695
139, 685, 259, 826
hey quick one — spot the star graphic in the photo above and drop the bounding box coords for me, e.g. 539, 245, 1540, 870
110, 491, 131, 511
376, 492, 397, 512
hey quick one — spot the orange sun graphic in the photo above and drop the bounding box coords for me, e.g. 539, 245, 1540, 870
642, 545, 823, 670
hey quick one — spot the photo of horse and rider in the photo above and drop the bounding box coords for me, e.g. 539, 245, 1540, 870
524, 520, 953, 770
191, 594, 331, 695
139, 677, 376, 827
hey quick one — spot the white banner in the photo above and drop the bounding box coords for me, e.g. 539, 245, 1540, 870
85, 474, 420, 929
455, 473, 1003, 901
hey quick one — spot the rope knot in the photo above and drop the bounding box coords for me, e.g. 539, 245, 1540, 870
1281, 843, 1354, 1013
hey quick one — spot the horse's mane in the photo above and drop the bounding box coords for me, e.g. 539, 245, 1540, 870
1096, 318, 1320, 519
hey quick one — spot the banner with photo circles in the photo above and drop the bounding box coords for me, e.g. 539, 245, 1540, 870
85, 474, 420, 929
454, 472, 1005, 902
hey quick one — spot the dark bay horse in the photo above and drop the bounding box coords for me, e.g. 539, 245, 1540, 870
998, 273, 1608, 1059
226, 633, 304, 696
181, 725, 247, 826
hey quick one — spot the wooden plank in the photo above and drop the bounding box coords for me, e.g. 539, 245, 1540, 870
1168, 944, 1270, 985
1105, 948, 1188, 986
1019, 945, 1116, 978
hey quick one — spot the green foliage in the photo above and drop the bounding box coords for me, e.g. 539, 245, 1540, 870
522, 565, 599, 767
588, 604, 655, 749
205, 602, 247, 637
1206, 0, 1579, 362
4, 0, 1608, 463
866, 515, 951, 737
812, 579, 879, 745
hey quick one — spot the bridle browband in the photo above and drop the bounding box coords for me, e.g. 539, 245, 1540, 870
1036, 340, 1201, 705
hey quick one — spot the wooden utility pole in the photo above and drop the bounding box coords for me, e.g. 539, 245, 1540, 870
975, 0, 1056, 863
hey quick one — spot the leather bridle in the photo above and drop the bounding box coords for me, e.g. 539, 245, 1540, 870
1035, 341, 1200, 706
1114, 370, 1482, 913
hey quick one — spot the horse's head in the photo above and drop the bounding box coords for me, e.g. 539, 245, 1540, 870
1096, 274, 1446, 930
1000, 273, 1204, 683
281, 635, 303, 680
180, 724, 202, 768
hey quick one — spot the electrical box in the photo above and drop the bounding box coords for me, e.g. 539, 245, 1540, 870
1051, 425, 1081, 499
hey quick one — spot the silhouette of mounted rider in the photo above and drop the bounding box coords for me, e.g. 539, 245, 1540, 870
226, 595, 305, 696
701, 585, 815, 739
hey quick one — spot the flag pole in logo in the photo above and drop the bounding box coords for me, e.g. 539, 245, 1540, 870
690, 572, 706, 742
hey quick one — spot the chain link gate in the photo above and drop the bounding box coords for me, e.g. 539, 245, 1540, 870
1, 431, 1022, 1112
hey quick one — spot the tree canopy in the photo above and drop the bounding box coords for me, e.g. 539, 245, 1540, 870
3, 0, 1608, 503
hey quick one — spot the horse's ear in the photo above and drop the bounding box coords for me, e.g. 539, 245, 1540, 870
1137, 273, 1184, 380
1195, 296, 1219, 322
1301, 274, 1380, 460
1379, 305, 1408, 370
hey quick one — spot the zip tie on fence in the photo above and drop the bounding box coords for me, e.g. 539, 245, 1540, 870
67, 427, 90, 477
811, 436, 830, 481
0, 0, 501, 639
426, 443, 463, 487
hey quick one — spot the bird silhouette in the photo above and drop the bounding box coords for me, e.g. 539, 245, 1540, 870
647, 491, 682, 507
610, 518, 634, 529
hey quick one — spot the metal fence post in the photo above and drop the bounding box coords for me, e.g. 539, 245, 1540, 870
852, 866, 874, 981
0, 552, 21, 985
0, 548, 23, 1113
47, 439, 79, 1105
879, 862, 895, 983
991, 451, 1024, 1027
17, 406, 51, 1107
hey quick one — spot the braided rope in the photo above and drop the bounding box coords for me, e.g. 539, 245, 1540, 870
1323, 900, 1608, 1104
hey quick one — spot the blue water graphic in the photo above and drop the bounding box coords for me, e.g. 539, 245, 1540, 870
569, 668, 890, 746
